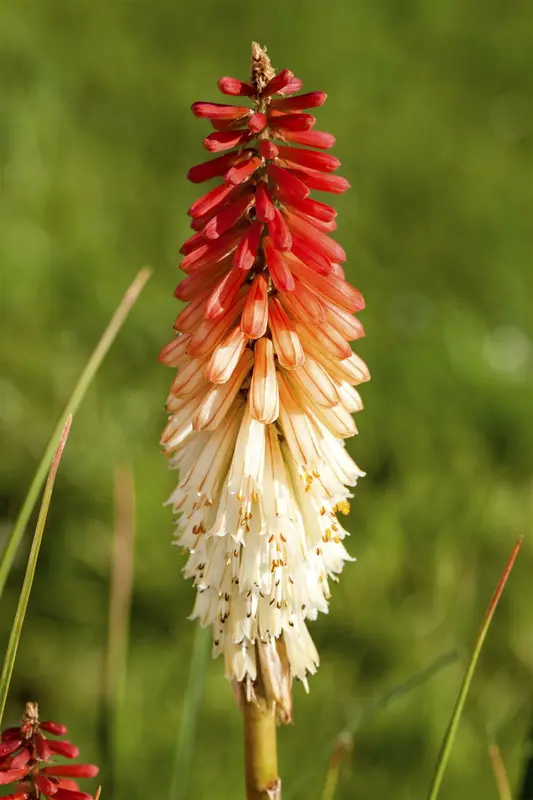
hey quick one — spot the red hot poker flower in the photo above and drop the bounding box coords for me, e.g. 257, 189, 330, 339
160, 42, 370, 718
0, 703, 99, 800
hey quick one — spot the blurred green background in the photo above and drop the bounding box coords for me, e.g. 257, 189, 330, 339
1, 1, 532, 798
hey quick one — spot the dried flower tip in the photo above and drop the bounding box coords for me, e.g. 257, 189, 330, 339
250, 42, 276, 93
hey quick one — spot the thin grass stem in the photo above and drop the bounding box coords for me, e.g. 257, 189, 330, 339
519, 719, 533, 800
102, 464, 136, 796
0, 267, 151, 597
426, 537, 522, 800
285, 649, 458, 799
169, 626, 211, 800
0, 416, 72, 725
488, 738, 513, 800
322, 734, 352, 800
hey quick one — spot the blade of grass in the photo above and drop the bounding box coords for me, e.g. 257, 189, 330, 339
519, 719, 533, 800
102, 464, 136, 797
0, 416, 72, 725
322, 733, 352, 800
343, 649, 458, 735
285, 649, 458, 799
169, 625, 211, 800
0, 267, 152, 597
488, 738, 512, 800
426, 536, 523, 800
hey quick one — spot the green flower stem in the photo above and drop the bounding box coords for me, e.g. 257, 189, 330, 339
243, 685, 280, 800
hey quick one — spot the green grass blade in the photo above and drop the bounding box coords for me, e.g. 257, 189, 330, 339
343, 649, 459, 736
0, 267, 151, 597
0, 416, 72, 726
519, 720, 533, 800
488, 738, 513, 800
285, 649, 458, 800
102, 464, 136, 796
322, 734, 352, 800
169, 625, 211, 800
427, 536, 523, 800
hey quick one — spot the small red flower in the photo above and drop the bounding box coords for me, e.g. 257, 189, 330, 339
0, 703, 99, 800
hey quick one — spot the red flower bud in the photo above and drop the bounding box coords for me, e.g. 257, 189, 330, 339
261, 68, 294, 97
217, 76, 255, 97
0, 741, 22, 758
191, 102, 251, 121
48, 741, 80, 760
39, 722, 68, 737
43, 765, 99, 779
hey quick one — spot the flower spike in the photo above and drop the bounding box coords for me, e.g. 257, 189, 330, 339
160, 43, 370, 719
0, 703, 99, 800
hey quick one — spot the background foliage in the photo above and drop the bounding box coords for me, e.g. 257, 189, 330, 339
1, 1, 532, 798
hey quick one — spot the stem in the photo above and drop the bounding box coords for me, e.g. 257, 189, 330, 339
519, 719, 533, 800
427, 536, 522, 800
243, 694, 280, 800
102, 464, 136, 796
322, 734, 352, 800
285, 649, 457, 800
0, 267, 151, 598
169, 626, 211, 800
488, 739, 512, 800
0, 417, 72, 725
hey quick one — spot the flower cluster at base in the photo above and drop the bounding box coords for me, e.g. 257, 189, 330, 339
0, 703, 99, 800
160, 43, 370, 715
